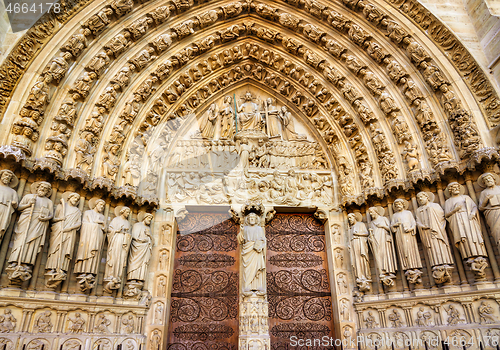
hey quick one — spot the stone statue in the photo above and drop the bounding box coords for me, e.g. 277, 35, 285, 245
103, 206, 132, 293
237, 206, 266, 296
0, 170, 18, 243
367, 206, 397, 286
391, 198, 423, 284
347, 212, 371, 292
478, 172, 500, 250
7, 182, 53, 284
34, 311, 53, 333
478, 301, 496, 324
444, 182, 488, 279
125, 212, 153, 298
236, 137, 252, 170
388, 309, 403, 327
198, 103, 218, 139
279, 106, 304, 141
74, 198, 106, 292
0, 309, 16, 332
45, 192, 82, 289
264, 98, 281, 138
416, 307, 431, 326
68, 313, 85, 333
219, 96, 235, 139
237, 92, 262, 131
415, 191, 454, 284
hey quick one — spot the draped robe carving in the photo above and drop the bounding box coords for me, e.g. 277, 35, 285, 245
237, 212, 266, 294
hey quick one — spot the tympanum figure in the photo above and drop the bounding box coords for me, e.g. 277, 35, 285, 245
45, 192, 82, 289
415, 191, 454, 284
0, 170, 18, 243
348, 212, 371, 292
74, 198, 106, 292
237, 92, 262, 131
391, 198, 423, 284
103, 206, 132, 293
367, 206, 397, 286
479, 172, 500, 250
445, 182, 488, 280
124, 211, 153, 299
237, 207, 266, 296
7, 182, 53, 284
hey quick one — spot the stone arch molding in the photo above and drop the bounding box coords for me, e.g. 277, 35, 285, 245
1, 0, 499, 205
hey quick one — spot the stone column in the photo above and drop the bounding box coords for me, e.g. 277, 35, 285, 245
323, 207, 358, 349
144, 205, 175, 350
231, 203, 273, 350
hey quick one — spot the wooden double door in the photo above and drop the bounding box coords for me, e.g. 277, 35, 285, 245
166, 212, 334, 350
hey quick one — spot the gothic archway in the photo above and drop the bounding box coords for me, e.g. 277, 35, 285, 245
0, 0, 499, 348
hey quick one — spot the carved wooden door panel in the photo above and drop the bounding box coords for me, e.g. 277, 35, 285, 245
166, 213, 239, 350
266, 213, 334, 350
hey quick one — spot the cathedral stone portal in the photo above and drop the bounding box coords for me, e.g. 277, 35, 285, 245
1, 0, 500, 348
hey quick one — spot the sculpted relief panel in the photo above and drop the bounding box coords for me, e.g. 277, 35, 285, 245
161, 87, 335, 208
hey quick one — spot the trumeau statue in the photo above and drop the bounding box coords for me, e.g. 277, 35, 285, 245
74, 197, 106, 292
478, 172, 500, 250
415, 191, 454, 284
0, 169, 18, 242
7, 182, 53, 284
391, 198, 423, 284
237, 204, 267, 296
367, 206, 397, 287
445, 182, 488, 279
125, 211, 153, 299
348, 212, 371, 292
104, 206, 132, 293
45, 192, 82, 289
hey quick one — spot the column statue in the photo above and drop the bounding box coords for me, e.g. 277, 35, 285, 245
45, 192, 82, 289
0, 170, 18, 243
444, 182, 488, 280
6, 182, 53, 284
391, 198, 423, 284
74, 197, 106, 292
367, 206, 397, 287
124, 211, 153, 299
415, 191, 454, 284
103, 206, 132, 293
347, 212, 371, 292
237, 204, 267, 296
478, 172, 500, 250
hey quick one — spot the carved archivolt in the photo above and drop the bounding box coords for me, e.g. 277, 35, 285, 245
0, 0, 497, 209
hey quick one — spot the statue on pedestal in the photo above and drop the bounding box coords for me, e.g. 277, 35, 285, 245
391, 198, 423, 284
124, 211, 153, 299
237, 204, 267, 296
0, 170, 18, 243
415, 191, 454, 284
367, 206, 397, 287
103, 206, 132, 293
45, 192, 82, 289
74, 198, 106, 292
478, 172, 500, 250
445, 182, 488, 280
348, 212, 371, 292
6, 182, 53, 285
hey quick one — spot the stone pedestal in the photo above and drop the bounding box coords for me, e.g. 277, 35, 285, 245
239, 294, 271, 350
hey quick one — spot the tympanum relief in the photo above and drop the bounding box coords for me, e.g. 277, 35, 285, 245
162, 87, 333, 208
